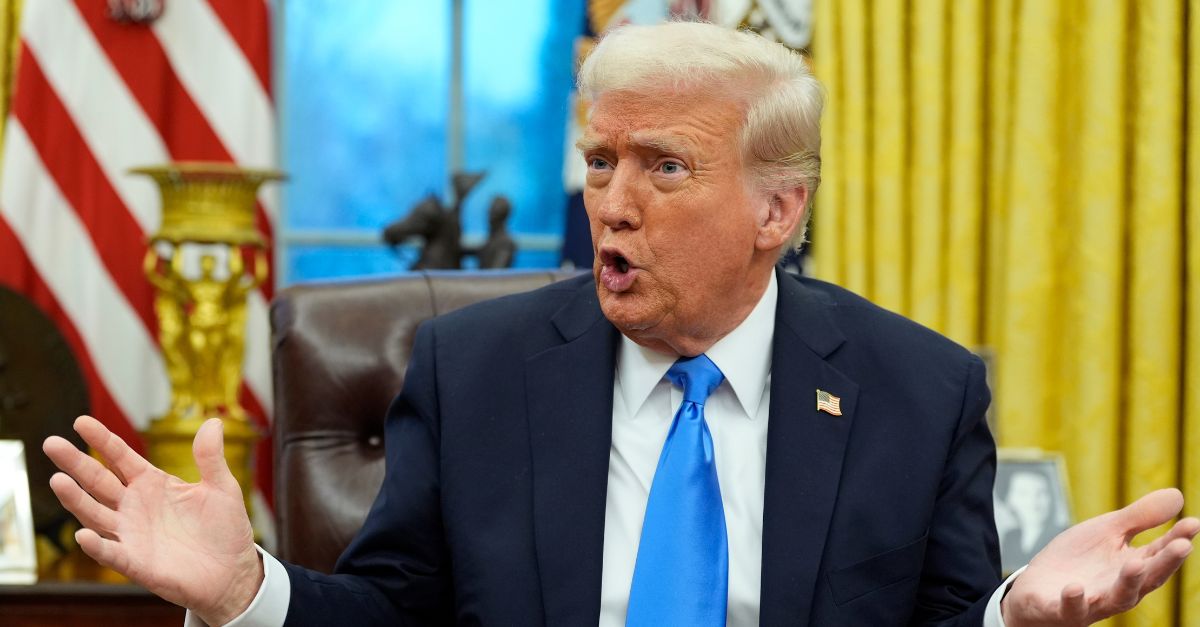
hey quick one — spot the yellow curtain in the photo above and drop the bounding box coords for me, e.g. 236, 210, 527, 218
0, 0, 22, 154
812, 0, 1197, 624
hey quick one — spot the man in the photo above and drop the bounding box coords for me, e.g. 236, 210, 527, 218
997, 468, 1066, 572
43, 21, 1196, 626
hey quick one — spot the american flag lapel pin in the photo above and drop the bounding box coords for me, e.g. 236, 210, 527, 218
816, 389, 843, 416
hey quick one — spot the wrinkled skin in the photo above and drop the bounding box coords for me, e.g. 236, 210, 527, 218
1001, 489, 1197, 626
43, 417, 260, 626
579, 88, 806, 357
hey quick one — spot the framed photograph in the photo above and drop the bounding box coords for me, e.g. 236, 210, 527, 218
993, 449, 1073, 576
0, 440, 37, 584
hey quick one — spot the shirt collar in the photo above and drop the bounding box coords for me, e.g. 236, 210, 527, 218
617, 272, 777, 419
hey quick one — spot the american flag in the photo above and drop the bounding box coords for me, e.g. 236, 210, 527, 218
816, 389, 842, 416
0, 0, 277, 534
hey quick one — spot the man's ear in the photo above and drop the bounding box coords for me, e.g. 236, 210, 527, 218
755, 185, 809, 251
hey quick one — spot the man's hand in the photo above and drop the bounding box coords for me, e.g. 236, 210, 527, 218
43, 416, 263, 626
1001, 488, 1199, 626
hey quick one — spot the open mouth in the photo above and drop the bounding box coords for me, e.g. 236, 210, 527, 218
598, 248, 638, 293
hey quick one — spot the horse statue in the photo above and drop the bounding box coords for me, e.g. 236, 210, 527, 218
382, 172, 515, 270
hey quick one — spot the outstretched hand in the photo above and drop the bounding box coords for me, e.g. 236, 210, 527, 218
1001, 488, 1198, 626
43, 416, 263, 626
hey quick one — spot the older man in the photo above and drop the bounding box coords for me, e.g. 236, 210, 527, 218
43, 21, 1196, 627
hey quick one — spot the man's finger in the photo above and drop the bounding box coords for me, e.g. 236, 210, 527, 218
75, 528, 130, 575
1113, 488, 1185, 539
73, 415, 152, 483
1106, 558, 1149, 615
43, 436, 126, 507
49, 472, 119, 537
1138, 537, 1194, 595
192, 418, 238, 492
1059, 583, 1087, 622
1141, 517, 1200, 558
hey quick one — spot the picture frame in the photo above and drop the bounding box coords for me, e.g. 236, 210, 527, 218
0, 439, 37, 584
993, 448, 1073, 576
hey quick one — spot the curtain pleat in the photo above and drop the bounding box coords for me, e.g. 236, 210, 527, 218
869, 0, 908, 313
1123, 1, 1185, 624
837, 0, 872, 295
812, 0, 842, 282
907, 0, 947, 332
943, 0, 983, 346
1059, 0, 1126, 532
1185, 3, 1200, 624
997, 0, 1064, 451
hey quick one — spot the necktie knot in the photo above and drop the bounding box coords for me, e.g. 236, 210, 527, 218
666, 354, 724, 405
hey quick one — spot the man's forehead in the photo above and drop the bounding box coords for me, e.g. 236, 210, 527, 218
577, 89, 745, 153
576, 127, 699, 154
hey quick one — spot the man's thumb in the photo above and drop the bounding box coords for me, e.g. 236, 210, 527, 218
193, 418, 236, 489
1117, 488, 1185, 536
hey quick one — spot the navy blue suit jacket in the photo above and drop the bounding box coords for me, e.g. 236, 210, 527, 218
282, 271, 1002, 626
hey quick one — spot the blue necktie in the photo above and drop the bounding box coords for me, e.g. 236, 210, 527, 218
626, 354, 728, 626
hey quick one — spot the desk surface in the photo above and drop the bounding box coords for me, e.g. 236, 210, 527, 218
0, 581, 185, 627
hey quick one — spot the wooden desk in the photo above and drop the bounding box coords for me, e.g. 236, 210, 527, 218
0, 581, 185, 627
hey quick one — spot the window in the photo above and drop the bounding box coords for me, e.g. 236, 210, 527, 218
280, 0, 584, 284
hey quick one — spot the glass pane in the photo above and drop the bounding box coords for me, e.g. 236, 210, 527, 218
286, 244, 415, 284
282, 1, 451, 232
286, 244, 568, 284
460, 0, 583, 248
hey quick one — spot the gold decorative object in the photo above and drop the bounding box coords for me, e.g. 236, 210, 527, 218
133, 162, 283, 521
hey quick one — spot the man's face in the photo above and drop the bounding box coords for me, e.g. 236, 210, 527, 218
579, 89, 773, 355
1007, 472, 1053, 526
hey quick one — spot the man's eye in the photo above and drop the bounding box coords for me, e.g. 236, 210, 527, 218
589, 157, 611, 170
659, 161, 686, 175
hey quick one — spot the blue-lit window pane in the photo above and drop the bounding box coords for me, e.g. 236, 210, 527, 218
460, 0, 583, 245
286, 245, 415, 283
282, 1, 450, 232
280, 1, 581, 285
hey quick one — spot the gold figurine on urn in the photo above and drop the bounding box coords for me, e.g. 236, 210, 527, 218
134, 162, 283, 521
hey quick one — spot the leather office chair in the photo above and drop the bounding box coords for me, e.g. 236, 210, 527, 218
270, 269, 582, 573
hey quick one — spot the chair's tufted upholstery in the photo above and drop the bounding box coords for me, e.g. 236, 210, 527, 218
270, 269, 583, 573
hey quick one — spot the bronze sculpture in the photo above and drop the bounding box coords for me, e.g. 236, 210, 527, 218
382, 172, 515, 269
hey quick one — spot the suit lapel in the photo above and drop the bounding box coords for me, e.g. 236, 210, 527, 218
760, 271, 860, 626
526, 280, 618, 626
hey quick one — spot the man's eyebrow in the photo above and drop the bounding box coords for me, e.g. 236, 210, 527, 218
627, 132, 695, 156
575, 135, 606, 153
574, 133, 697, 156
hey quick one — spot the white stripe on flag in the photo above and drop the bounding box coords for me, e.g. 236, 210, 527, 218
244, 291, 274, 417
22, 0, 167, 234
153, 0, 277, 171
1, 122, 171, 428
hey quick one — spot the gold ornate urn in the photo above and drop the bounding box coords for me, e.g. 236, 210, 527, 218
133, 163, 283, 518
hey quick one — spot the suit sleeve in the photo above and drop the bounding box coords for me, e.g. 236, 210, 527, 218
910, 353, 1003, 626
282, 321, 455, 626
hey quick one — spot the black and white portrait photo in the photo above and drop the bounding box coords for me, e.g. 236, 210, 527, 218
993, 452, 1073, 576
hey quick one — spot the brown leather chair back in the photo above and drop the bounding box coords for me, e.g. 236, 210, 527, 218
270, 269, 583, 573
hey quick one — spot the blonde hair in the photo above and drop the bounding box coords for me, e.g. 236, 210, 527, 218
578, 21, 823, 251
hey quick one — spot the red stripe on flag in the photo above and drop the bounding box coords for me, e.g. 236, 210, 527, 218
73, 0, 225, 161
13, 44, 158, 337
204, 0, 273, 100
0, 216, 147, 453
72, 0, 276, 301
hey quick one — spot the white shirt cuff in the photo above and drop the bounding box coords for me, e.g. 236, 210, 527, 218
182, 545, 291, 627
983, 566, 1026, 627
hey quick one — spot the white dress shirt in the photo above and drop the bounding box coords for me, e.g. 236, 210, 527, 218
192, 273, 1016, 626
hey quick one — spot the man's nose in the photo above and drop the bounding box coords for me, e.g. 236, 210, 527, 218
595, 164, 643, 231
